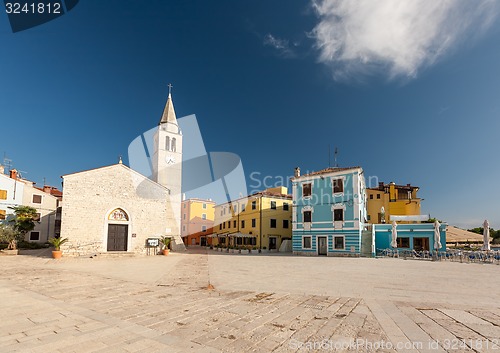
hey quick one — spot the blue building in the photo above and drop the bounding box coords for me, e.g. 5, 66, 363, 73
291, 166, 368, 256
373, 222, 446, 254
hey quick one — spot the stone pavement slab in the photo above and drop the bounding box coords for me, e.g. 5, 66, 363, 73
1, 249, 499, 352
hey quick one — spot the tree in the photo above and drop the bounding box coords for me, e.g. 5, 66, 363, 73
8, 205, 38, 249
424, 217, 442, 223
468, 225, 500, 240
0, 223, 22, 250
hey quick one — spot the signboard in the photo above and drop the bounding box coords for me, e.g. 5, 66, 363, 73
146, 238, 160, 247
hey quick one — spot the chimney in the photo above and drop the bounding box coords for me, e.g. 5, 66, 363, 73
0, 165, 4, 175
294, 167, 300, 178
43, 185, 52, 194
9, 169, 18, 180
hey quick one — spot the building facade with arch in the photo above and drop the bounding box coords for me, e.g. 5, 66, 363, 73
59, 92, 185, 255
60, 163, 183, 255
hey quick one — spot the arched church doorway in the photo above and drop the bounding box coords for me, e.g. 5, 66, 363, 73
107, 208, 130, 251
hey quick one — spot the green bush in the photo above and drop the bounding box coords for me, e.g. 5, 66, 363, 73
17, 241, 48, 250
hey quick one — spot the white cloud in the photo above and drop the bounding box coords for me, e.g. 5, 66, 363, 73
263, 33, 296, 58
310, 0, 499, 80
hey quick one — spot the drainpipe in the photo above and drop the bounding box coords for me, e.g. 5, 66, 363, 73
237, 203, 240, 248
259, 196, 262, 252
46, 213, 51, 242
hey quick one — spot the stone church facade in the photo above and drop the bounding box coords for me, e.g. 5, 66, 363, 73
60, 92, 185, 255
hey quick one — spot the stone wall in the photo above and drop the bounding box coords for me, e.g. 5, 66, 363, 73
60, 164, 185, 256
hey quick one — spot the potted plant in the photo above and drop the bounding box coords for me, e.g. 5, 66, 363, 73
160, 236, 171, 255
48, 237, 69, 259
0, 224, 22, 255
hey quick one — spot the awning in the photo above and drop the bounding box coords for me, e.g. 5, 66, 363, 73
213, 233, 229, 237
389, 215, 430, 222
228, 232, 256, 238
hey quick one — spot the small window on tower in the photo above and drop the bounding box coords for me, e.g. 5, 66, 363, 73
171, 138, 176, 152
165, 136, 170, 151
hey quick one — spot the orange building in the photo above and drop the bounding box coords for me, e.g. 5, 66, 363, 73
181, 198, 215, 246
366, 182, 421, 224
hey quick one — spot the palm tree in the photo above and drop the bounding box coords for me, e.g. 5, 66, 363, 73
48, 237, 69, 251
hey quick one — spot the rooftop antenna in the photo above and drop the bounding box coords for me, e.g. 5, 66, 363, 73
43, 177, 46, 186
3, 152, 12, 172
334, 147, 339, 167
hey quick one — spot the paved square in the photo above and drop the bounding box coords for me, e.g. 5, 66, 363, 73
1, 249, 499, 352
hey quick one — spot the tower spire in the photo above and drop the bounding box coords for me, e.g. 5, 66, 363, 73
159, 83, 177, 125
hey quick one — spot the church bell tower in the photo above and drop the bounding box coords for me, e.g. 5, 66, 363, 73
152, 84, 183, 239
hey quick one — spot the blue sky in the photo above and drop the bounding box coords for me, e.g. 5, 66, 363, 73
1, 1, 500, 229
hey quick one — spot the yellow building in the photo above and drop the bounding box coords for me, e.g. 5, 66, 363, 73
181, 198, 215, 247
212, 187, 292, 251
366, 182, 421, 224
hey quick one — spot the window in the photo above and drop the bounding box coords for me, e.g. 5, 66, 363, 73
0, 189, 7, 200
369, 194, 373, 199
183, 214, 186, 220
223, 222, 226, 229
171, 138, 176, 152
183, 204, 186, 208
242, 203, 246, 212
202, 213, 207, 220
241, 220, 245, 228
233, 220, 236, 228
333, 178, 344, 193
227, 221, 231, 228
252, 201, 257, 210
220, 237, 226, 244
202, 225, 207, 232
397, 237, 410, 248
233, 204, 238, 213
283, 203, 289, 211
367, 215, 371, 221
302, 183, 312, 197
334, 209, 343, 222
251, 218, 256, 227
34, 213, 41, 222
29, 232, 40, 241
334, 236, 344, 250
219, 224, 222, 230
377, 194, 381, 199
0, 209, 6, 220
182, 225, 186, 232
283, 220, 289, 228
244, 237, 256, 246
303, 210, 312, 223
202, 203, 207, 209
303, 236, 312, 249
165, 136, 170, 151
270, 201, 277, 210
270, 219, 277, 228
32, 194, 42, 204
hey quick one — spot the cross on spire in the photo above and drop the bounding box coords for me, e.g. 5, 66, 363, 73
167, 83, 173, 97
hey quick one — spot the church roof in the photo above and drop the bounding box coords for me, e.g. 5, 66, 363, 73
61, 163, 171, 193
159, 93, 177, 125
